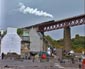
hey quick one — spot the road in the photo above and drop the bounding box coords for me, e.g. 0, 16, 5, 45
0, 59, 80, 69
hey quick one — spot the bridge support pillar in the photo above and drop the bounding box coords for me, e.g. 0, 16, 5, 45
40, 32, 48, 51
64, 27, 72, 52
41, 32, 44, 51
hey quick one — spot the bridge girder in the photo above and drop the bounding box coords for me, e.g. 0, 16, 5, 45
38, 14, 85, 32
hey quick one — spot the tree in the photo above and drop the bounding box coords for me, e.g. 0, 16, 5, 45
45, 34, 85, 53
17, 28, 23, 36
75, 34, 80, 39
0, 30, 7, 37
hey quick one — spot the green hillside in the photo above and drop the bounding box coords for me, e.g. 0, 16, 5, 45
45, 34, 85, 53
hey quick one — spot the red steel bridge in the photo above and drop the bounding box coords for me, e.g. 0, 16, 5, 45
38, 14, 85, 32
25, 14, 85, 51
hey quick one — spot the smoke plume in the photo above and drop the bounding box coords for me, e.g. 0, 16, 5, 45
19, 3, 53, 18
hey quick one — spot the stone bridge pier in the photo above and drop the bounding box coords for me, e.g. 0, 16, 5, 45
64, 27, 72, 52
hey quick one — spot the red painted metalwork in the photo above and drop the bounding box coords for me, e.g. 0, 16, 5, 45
82, 59, 85, 69
38, 14, 85, 32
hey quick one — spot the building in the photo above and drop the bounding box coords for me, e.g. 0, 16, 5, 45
21, 31, 30, 59
1, 27, 22, 55
0, 27, 47, 59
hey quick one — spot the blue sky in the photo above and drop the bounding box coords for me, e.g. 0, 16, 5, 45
0, 0, 85, 40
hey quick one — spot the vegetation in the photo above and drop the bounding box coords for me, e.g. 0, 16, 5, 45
17, 28, 23, 36
45, 34, 85, 53
0, 28, 23, 36
0, 30, 7, 37
72, 34, 85, 52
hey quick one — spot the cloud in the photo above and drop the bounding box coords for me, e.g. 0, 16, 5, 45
19, 3, 53, 18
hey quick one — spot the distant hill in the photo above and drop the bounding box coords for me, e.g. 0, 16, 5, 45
45, 34, 85, 53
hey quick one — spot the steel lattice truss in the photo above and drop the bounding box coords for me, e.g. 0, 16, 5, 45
38, 14, 85, 32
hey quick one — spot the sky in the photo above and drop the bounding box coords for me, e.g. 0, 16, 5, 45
0, 0, 85, 40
